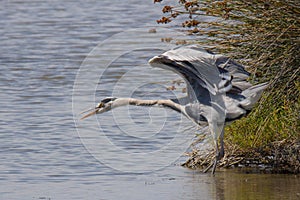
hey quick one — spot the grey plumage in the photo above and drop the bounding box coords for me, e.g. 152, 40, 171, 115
149, 45, 267, 122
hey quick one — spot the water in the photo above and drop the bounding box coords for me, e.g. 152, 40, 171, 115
1, 0, 299, 199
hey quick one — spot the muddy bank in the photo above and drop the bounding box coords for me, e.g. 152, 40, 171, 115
182, 139, 300, 174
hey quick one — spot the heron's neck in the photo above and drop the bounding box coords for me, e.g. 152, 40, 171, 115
112, 98, 184, 114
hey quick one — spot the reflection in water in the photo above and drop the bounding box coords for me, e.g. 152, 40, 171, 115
213, 170, 300, 200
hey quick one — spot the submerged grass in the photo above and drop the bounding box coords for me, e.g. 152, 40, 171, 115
155, 0, 300, 173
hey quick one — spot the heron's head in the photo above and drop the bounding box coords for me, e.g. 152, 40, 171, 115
80, 97, 117, 120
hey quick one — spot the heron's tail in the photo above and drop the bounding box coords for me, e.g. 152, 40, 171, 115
240, 82, 268, 110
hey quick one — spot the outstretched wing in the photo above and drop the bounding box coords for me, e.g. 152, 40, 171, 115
149, 45, 232, 104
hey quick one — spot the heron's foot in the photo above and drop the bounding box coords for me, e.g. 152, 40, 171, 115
203, 152, 223, 174
203, 158, 218, 174
211, 158, 218, 174
203, 162, 214, 173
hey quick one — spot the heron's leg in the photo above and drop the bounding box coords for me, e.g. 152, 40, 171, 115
203, 141, 219, 174
219, 128, 225, 159
210, 129, 225, 174
211, 142, 219, 174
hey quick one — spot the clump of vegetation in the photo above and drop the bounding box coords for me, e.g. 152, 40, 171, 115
154, 0, 300, 173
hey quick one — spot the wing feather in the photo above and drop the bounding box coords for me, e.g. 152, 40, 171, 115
149, 45, 233, 102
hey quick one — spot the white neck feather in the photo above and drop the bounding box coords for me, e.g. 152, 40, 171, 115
111, 98, 184, 114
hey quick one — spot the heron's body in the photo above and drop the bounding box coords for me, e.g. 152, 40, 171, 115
81, 45, 268, 174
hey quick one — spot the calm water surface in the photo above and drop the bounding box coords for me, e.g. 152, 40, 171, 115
1, 0, 299, 199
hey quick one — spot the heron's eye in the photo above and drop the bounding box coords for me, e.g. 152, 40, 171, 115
96, 102, 104, 108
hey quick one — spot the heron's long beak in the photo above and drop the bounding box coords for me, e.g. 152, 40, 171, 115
80, 107, 100, 120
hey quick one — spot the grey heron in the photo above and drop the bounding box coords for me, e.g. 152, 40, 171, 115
81, 45, 268, 174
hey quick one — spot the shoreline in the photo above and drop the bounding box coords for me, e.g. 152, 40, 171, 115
182, 139, 300, 174
155, 0, 300, 174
